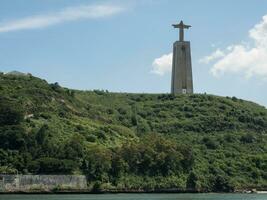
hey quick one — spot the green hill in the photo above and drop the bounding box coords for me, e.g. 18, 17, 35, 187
0, 73, 266, 192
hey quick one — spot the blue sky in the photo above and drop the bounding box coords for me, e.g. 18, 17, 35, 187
0, 0, 267, 107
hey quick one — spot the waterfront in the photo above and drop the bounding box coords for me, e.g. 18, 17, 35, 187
0, 193, 267, 200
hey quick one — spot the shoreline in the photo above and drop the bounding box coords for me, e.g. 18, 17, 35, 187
1, 189, 267, 195
0, 175, 266, 195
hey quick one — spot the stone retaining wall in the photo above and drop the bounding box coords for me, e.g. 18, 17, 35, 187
0, 175, 87, 192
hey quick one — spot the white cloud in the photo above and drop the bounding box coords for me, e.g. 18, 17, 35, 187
199, 49, 225, 64
0, 4, 125, 33
202, 14, 267, 79
151, 53, 172, 75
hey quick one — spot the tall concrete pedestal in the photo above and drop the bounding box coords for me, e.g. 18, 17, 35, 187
171, 41, 193, 94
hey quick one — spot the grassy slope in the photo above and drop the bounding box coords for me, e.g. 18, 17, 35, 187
0, 73, 267, 191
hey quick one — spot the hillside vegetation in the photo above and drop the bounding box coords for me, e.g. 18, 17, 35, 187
0, 73, 266, 192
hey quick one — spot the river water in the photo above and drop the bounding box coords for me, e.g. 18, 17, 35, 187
0, 193, 266, 200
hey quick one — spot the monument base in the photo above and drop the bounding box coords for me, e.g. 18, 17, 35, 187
171, 41, 193, 94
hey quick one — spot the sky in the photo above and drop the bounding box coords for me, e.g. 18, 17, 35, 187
0, 0, 267, 107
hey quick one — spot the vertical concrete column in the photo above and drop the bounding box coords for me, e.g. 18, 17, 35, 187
171, 41, 193, 94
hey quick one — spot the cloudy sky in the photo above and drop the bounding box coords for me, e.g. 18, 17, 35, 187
0, 0, 267, 107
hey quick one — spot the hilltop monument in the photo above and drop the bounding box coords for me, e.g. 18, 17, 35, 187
171, 20, 193, 94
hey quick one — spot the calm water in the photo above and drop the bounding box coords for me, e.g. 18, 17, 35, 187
0, 193, 266, 200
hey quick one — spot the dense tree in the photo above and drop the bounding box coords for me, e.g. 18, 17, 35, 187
82, 146, 112, 182
35, 157, 78, 174
0, 98, 23, 126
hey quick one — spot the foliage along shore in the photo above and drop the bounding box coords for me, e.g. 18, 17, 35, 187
0, 72, 266, 193
0, 186, 267, 194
